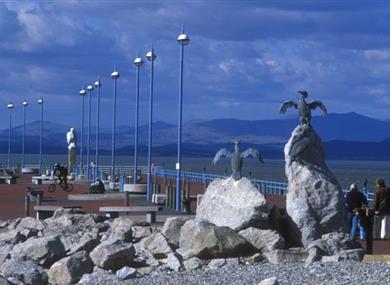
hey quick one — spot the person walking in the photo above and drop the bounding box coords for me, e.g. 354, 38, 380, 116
345, 183, 368, 240
373, 178, 390, 239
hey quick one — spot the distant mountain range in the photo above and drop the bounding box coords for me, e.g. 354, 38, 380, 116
1, 112, 390, 159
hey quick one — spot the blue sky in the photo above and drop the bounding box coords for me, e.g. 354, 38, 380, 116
1, 0, 390, 129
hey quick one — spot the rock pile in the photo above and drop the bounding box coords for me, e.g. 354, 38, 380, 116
0, 175, 362, 284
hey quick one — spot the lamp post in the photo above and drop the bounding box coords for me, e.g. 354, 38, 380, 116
37, 98, 43, 175
7, 103, 14, 169
133, 54, 143, 184
86, 84, 94, 180
94, 79, 102, 179
111, 69, 120, 183
146, 47, 156, 201
22, 100, 28, 169
175, 27, 190, 212
79, 88, 86, 175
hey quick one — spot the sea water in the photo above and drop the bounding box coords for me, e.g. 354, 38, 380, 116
2, 154, 390, 190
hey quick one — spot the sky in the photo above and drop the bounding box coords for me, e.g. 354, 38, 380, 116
1, 0, 390, 129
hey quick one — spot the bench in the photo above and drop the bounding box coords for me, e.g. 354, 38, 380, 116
0, 175, 16, 184
34, 205, 83, 220
99, 206, 160, 223
32, 176, 55, 185
67, 193, 146, 206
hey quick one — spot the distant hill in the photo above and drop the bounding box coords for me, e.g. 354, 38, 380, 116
1, 112, 390, 160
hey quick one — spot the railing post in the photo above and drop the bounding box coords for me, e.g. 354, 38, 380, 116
24, 195, 30, 217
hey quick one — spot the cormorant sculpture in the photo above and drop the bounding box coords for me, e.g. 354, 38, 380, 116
212, 140, 263, 181
280, 90, 327, 128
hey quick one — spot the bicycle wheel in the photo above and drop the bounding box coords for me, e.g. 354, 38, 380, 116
48, 184, 56, 193
64, 183, 73, 192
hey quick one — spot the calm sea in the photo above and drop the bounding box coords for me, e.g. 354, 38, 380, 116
2, 154, 390, 190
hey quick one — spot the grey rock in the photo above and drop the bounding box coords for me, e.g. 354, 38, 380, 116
132, 243, 159, 268
239, 228, 285, 252
0, 276, 13, 285
137, 266, 154, 276
140, 232, 172, 259
0, 258, 48, 285
196, 177, 269, 231
321, 232, 361, 255
69, 233, 99, 254
321, 255, 340, 262
179, 219, 254, 259
78, 271, 118, 285
0, 230, 26, 246
285, 126, 348, 247
132, 226, 152, 243
305, 247, 322, 264
258, 277, 279, 285
244, 253, 266, 265
338, 249, 365, 261
10, 235, 66, 267
183, 257, 204, 271
89, 239, 135, 271
16, 217, 45, 232
116, 266, 137, 280
0, 244, 12, 265
207, 258, 226, 269
167, 253, 183, 272
161, 216, 191, 248
48, 251, 93, 285
225, 258, 241, 266
264, 248, 308, 264
108, 217, 134, 242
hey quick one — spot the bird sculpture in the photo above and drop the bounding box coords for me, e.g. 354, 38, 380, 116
212, 140, 263, 181
280, 90, 327, 128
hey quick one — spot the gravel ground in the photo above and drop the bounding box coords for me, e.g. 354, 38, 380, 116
122, 261, 390, 285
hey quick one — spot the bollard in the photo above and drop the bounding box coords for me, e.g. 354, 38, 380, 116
36, 193, 42, 206
24, 195, 30, 217
125, 191, 130, 206
365, 209, 374, 254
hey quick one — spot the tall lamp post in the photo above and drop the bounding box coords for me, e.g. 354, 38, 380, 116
133, 54, 143, 184
111, 69, 120, 183
37, 98, 43, 175
79, 88, 86, 175
7, 103, 14, 169
175, 27, 190, 212
146, 47, 156, 201
86, 84, 94, 180
22, 100, 28, 169
94, 80, 102, 179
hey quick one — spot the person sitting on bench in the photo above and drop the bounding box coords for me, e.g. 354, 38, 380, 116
89, 178, 105, 194
54, 163, 68, 188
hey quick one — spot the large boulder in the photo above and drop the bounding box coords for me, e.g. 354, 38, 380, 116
285, 126, 347, 247
0, 258, 48, 285
48, 251, 93, 285
106, 216, 134, 242
10, 235, 66, 267
238, 228, 285, 252
179, 219, 254, 259
196, 177, 269, 231
89, 239, 135, 271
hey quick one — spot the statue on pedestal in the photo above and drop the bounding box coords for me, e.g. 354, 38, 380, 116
212, 140, 263, 181
66, 128, 77, 176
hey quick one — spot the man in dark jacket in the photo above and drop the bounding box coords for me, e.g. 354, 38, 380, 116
345, 183, 368, 240
373, 178, 390, 239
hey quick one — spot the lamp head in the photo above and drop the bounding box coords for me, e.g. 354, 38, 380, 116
94, 80, 101, 88
37, 98, 43, 104
134, 56, 143, 67
87, 85, 94, 91
22, 100, 28, 107
80, 89, 86, 96
7, 103, 14, 109
111, 70, 120, 79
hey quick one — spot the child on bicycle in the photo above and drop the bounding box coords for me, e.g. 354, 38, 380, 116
54, 163, 68, 188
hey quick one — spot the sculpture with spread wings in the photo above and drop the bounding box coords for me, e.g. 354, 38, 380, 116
212, 140, 263, 180
280, 90, 327, 128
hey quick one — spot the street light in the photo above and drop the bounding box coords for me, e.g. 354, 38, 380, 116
145, 47, 156, 201
94, 79, 102, 179
22, 100, 28, 169
86, 84, 94, 180
176, 26, 190, 212
79, 88, 86, 175
37, 98, 43, 174
7, 103, 14, 169
133, 53, 143, 184
111, 69, 120, 183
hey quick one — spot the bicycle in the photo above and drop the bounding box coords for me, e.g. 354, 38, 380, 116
48, 178, 74, 193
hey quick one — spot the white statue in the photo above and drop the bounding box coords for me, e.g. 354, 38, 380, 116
66, 128, 77, 175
